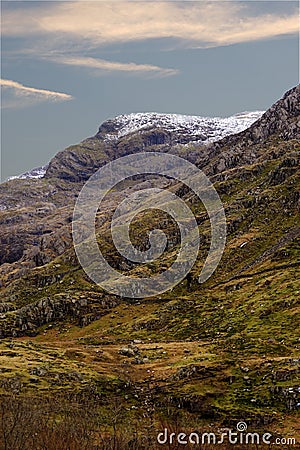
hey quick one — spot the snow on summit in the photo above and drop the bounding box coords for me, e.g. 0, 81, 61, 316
99, 111, 264, 144
8, 110, 264, 181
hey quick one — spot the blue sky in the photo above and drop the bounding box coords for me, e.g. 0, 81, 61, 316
1, 1, 299, 181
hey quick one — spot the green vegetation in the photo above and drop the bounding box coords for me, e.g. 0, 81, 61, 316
0, 95, 300, 447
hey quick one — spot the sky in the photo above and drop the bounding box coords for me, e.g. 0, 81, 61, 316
1, 1, 299, 181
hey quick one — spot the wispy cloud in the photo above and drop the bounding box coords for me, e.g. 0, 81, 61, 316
1, 79, 73, 109
50, 56, 178, 77
2, 2, 299, 47
1, 2, 298, 81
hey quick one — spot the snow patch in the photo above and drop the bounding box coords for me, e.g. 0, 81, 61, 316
101, 111, 264, 144
7, 165, 48, 182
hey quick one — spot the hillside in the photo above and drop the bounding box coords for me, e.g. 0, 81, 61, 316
0, 85, 299, 449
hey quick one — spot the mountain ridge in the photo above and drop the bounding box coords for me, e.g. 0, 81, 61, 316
0, 85, 299, 443
6, 109, 263, 182
96, 110, 263, 143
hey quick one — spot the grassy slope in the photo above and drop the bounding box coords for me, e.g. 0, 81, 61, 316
0, 136, 299, 445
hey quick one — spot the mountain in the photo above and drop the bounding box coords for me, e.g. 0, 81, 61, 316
44, 110, 262, 183
0, 86, 299, 447
7, 110, 262, 183
96, 111, 263, 143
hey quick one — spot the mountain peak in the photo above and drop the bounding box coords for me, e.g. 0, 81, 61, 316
216, 84, 300, 148
96, 110, 264, 145
255, 84, 300, 141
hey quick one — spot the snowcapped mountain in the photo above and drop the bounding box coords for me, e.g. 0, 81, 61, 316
7, 110, 264, 182
97, 111, 264, 144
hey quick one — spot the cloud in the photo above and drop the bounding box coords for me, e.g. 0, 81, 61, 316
2, 2, 299, 48
50, 56, 178, 77
2, 2, 298, 81
1, 79, 73, 108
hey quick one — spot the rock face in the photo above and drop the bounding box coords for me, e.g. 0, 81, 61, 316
245, 84, 300, 142
199, 85, 300, 174
0, 294, 120, 338
215, 85, 300, 148
0, 84, 299, 336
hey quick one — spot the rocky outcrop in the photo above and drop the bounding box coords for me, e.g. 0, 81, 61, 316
0, 205, 73, 283
248, 85, 300, 141
217, 85, 299, 148
0, 293, 120, 338
202, 85, 300, 174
